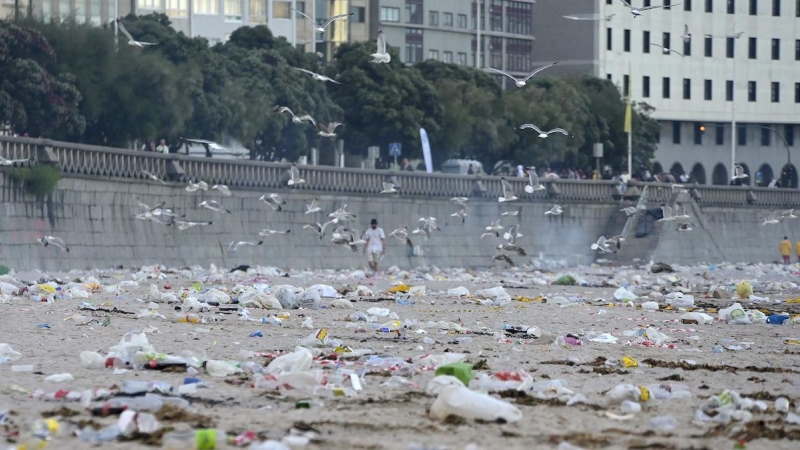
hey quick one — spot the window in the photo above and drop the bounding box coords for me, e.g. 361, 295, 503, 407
771, 81, 780, 102
705, 37, 713, 56
684, 39, 691, 56
428, 49, 439, 60
796, 83, 800, 102
726, 37, 734, 57
74, 0, 85, 23
643, 31, 650, 52
490, 0, 503, 31
705, 79, 713, 100
225, 0, 242, 20
607, 28, 612, 51
695, 123, 704, 145
380, 6, 400, 22
738, 126, 747, 146
42, 0, 51, 21
727, 80, 734, 101
683, 78, 691, 99
350, 6, 365, 22
607, 0, 612, 3
443, 51, 453, 64
748, 81, 757, 101
624, 29, 631, 51
444, 12, 453, 27
786, 125, 795, 146
748, 37, 757, 58
194, 0, 217, 14
250, 0, 267, 22
761, 128, 771, 146
643, 76, 650, 97
673, 121, 681, 144
429, 10, 439, 26
295, 1, 305, 13
506, 1, 533, 35
457, 14, 466, 28
663, 32, 671, 50
89, 0, 101, 25
270, 0, 292, 19
773, 0, 781, 15
798, 0, 800, 16
796, 40, 800, 60
506, 38, 533, 72
727, 0, 735, 14
663, 77, 671, 98
404, 28, 423, 63
664, 0, 671, 6
706, 0, 714, 11
685, 0, 692, 10
624, 75, 630, 96
140, 0, 159, 10
406, 0, 423, 24
716, 125, 725, 145
607, 74, 612, 81
645, 0, 651, 6
772, 38, 780, 59
458, 52, 467, 65
749, 0, 757, 14
167, 0, 188, 17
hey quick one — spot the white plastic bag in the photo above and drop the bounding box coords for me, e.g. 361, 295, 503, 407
264, 347, 313, 375
429, 385, 522, 423
613, 287, 636, 302
446, 287, 470, 297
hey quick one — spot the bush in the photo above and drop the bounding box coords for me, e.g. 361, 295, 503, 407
7, 165, 61, 197
552, 275, 577, 286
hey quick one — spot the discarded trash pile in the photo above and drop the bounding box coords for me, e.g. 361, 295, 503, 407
1, 261, 799, 449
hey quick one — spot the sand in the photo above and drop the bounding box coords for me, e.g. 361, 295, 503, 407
1, 262, 799, 450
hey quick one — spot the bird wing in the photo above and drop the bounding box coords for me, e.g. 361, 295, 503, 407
782, 209, 794, 216
562, 14, 597, 21
734, 164, 743, 176
663, 205, 673, 218
133, 197, 150, 211
116, 19, 135, 42
529, 169, 540, 187
651, 43, 665, 50
307, 199, 318, 210
321, 12, 354, 28
276, 106, 296, 117
296, 115, 317, 126
500, 177, 513, 197
328, 122, 344, 132
768, 210, 779, 220
519, 124, 543, 134
670, 49, 685, 57
482, 67, 519, 82
382, 182, 394, 192
546, 128, 569, 136
620, 216, 634, 239
295, 67, 320, 77
292, 8, 317, 25
290, 165, 301, 180
522, 61, 559, 82
684, 24, 689, 36
376, 29, 387, 54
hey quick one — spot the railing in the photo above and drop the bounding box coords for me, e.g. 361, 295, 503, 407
2, 136, 799, 207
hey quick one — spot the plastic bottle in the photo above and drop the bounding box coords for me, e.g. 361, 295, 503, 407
775, 397, 790, 413
162, 429, 229, 449
429, 385, 522, 423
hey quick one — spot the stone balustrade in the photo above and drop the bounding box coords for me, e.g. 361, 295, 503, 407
2, 136, 799, 207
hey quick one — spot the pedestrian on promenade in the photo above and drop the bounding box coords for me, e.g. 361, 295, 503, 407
780, 236, 792, 265
363, 218, 386, 273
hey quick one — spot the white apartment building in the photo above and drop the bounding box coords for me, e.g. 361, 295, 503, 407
534, 0, 800, 187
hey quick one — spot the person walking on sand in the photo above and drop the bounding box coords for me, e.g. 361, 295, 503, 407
780, 236, 792, 265
363, 218, 386, 273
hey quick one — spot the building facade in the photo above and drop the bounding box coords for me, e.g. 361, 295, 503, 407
375, 0, 537, 87
533, 0, 800, 186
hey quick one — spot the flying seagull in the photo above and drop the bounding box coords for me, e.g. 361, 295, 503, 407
681, 24, 691, 43
503, 224, 523, 241
292, 8, 354, 33
305, 198, 321, 214
258, 229, 291, 237
562, 13, 616, 21
212, 184, 231, 196
485, 220, 504, 232
657, 204, 676, 222
760, 210, 783, 226
316, 121, 344, 138
674, 202, 691, 220
175, 220, 212, 231
274, 106, 318, 125
199, 200, 231, 214
227, 241, 263, 252
304, 220, 336, 240
450, 209, 467, 224
185, 180, 209, 192
650, 43, 684, 57
182, 138, 229, 158
519, 124, 571, 138
591, 236, 614, 253
450, 197, 469, 207
294, 67, 341, 84
619, 0, 681, 18
259, 193, 285, 212
381, 181, 398, 194
140, 169, 166, 184
288, 163, 306, 186
732, 164, 748, 180
498, 177, 518, 203
370, 29, 391, 63
39, 236, 69, 252
525, 167, 545, 193
544, 204, 564, 216
501, 210, 519, 216
116, 19, 157, 47
0, 156, 29, 166
497, 233, 527, 256
780, 209, 798, 220
494, 252, 515, 267
677, 222, 695, 232
483, 62, 559, 88
481, 231, 500, 239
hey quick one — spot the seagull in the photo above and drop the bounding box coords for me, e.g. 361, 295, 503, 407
413, 218, 440, 240
370, 29, 391, 63
185, 180, 209, 192
483, 62, 560, 88
681, 24, 691, 43
305, 198, 321, 214
328, 205, 357, 223
140, 169, 166, 184
544, 205, 564, 216
485, 220, 504, 232
288, 163, 306, 186
212, 184, 231, 196
304, 220, 336, 240
732, 164, 749, 180
671, 183, 688, 193
259, 193, 285, 212
760, 210, 783, 226
389, 227, 410, 241
562, 13, 616, 21
674, 202, 691, 219
316, 121, 344, 138
175, 220, 212, 231
0, 156, 29, 166
450, 209, 467, 224
199, 200, 231, 214
619, 0, 680, 18
605, 216, 635, 252
780, 209, 797, 220
497, 239, 527, 256
524, 167, 545, 193
39, 236, 69, 252
116, 19, 157, 47
292, 8, 354, 33
381, 181, 398, 194
258, 229, 291, 237
294, 67, 341, 84
501, 210, 519, 216
658, 204, 676, 222
519, 124, 570, 138
481, 231, 500, 239
273, 106, 318, 125
499, 177, 518, 203
502, 224, 523, 241
450, 197, 469, 207
182, 138, 228, 155
227, 241, 263, 252
494, 252, 515, 267
591, 236, 614, 253
650, 43, 685, 57
677, 222, 695, 232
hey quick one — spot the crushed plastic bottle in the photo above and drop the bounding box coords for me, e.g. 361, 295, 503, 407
429, 385, 522, 423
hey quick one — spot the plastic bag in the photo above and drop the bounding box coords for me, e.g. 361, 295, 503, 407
429, 385, 522, 423
613, 287, 636, 302
447, 287, 470, 297
276, 288, 296, 309
264, 347, 313, 375
719, 303, 750, 324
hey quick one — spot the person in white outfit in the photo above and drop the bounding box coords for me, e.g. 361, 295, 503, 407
363, 218, 386, 273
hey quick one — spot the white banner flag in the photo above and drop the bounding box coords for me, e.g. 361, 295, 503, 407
420, 128, 433, 173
